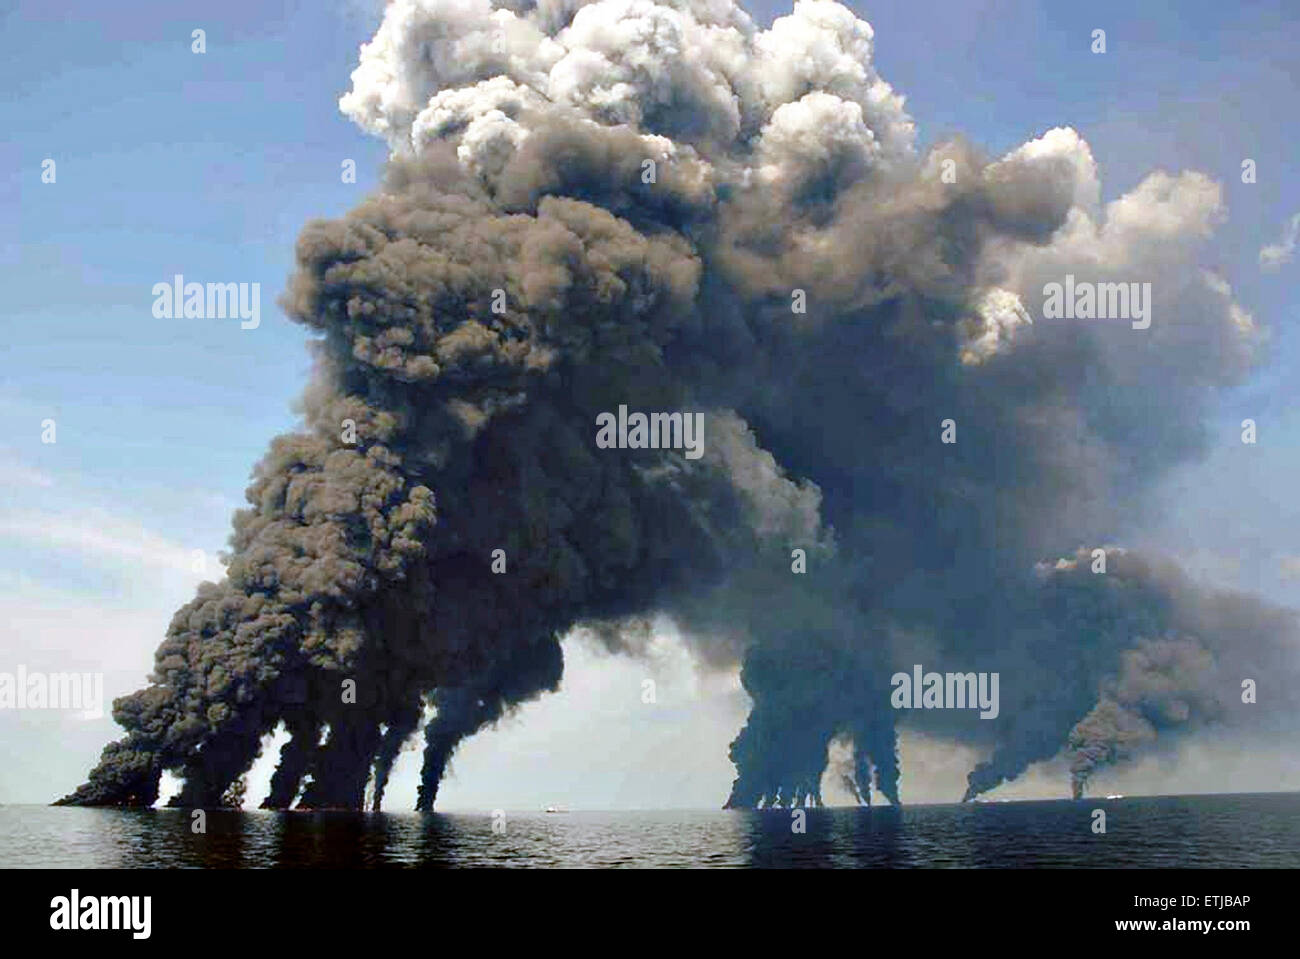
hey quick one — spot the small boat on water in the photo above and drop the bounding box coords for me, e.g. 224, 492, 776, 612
544, 805, 569, 813
1106, 794, 1124, 799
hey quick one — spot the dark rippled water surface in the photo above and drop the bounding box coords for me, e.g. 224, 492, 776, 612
4, 793, 1299, 868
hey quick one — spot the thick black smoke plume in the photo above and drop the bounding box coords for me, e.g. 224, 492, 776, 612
60, 0, 1298, 810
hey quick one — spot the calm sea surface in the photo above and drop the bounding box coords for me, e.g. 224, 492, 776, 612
3, 793, 1298, 868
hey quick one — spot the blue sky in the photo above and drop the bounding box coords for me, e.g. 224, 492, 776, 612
2, 0, 1298, 808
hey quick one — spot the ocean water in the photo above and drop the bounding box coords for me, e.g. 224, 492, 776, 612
3, 792, 1299, 868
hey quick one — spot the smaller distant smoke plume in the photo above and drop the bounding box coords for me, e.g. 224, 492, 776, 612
1067, 700, 1155, 799
1067, 636, 1217, 798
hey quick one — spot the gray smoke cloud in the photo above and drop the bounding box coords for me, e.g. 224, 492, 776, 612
59, 0, 1296, 810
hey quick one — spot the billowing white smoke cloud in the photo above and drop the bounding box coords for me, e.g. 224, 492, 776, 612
342, 0, 914, 180
755, 92, 879, 193
961, 287, 1032, 366
978, 131, 1257, 385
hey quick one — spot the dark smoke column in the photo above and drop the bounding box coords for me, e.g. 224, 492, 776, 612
55, 140, 798, 809
57, 412, 439, 808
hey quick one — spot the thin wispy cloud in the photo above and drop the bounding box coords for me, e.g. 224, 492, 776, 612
0, 507, 223, 579
1260, 212, 1300, 271
0, 458, 54, 489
